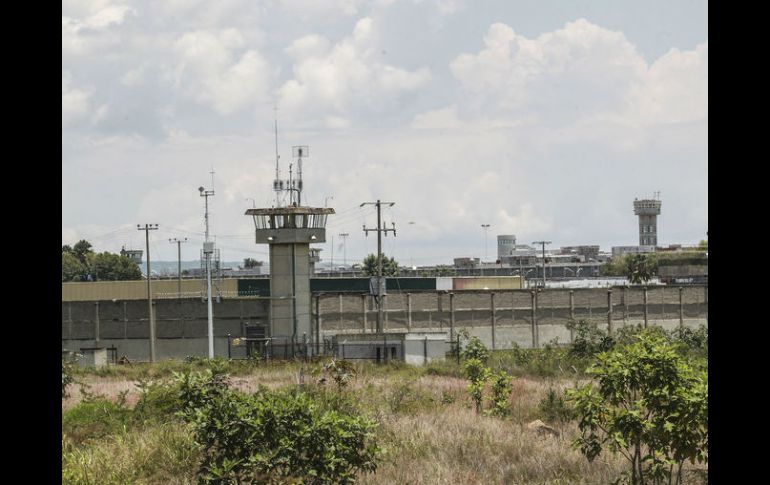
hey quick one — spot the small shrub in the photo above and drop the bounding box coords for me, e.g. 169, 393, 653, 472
537, 387, 574, 425
133, 377, 182, 423
460, 336, 490, 364
62, 398, 132, 445
567, 319, 615, 359
62, 360, 74, 399
316, 358, 357, 391
489, 370, 513, 417
462, 358, 490, 414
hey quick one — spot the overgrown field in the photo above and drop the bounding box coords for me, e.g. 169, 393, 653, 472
62, 323, 708, 484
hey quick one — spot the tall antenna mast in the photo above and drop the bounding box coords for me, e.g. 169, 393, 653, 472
272, 105, 283, 207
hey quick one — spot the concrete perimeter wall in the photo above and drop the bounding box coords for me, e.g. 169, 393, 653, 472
62, 286, 707, 360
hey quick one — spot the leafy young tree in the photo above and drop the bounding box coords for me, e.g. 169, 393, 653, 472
89, 252, 142, 281
567, 329, 708, 485
72, 239, 93, 264
361, 253, 400, 276
626, 254, 655, 284
62, 251, 86, 282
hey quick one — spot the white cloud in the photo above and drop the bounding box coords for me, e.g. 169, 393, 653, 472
448, 19, 706, 129
279, 17, 431, 124
173, 29, 271, 115
62, 71, 92, 125
62, 1, 135, 57
280, 0, 363, 16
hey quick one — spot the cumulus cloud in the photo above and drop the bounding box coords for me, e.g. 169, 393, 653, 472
62, 1, 135, 57
447, 18, 707, 129
62, 71, 109, 126
450, 19, 650, 125
278, 17, 431, 127
172, 29, 272, 115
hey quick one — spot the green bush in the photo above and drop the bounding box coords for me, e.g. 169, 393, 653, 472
489, 370, 513, 418
460, 335, 490, 364
568, 329, 708, 485
62, 360, 74, 399
566, 319, 615, 359
62, 398, 132, 445
537, 387, 574, 425
175, 371, 380, 484
132, 377, 183, 423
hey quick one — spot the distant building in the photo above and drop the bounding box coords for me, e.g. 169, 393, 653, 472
560, 245, 600, 261
453, 257, 480, 269
611, 246, 657, 257
496, 235, 517, 259
634, 197, 662, 246
120, 246, 143, 265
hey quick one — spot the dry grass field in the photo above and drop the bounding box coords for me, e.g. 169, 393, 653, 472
62, 358, 710, 484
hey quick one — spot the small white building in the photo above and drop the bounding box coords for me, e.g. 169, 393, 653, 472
334, 331, 448, 366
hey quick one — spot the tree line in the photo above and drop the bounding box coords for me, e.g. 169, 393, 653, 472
62, 240, 142, 282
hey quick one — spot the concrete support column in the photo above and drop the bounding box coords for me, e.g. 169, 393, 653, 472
361, 294, 368, 332
123, 301, 127, 340
678, 287, 684, 329
94, 301, 100, 346
531, 291, 538, 349
569, 290, 575, 343
607, 290, 613, 335
437, 293, 443, 330
490, 292, 496, 350
449, 293, 455, 342
338, 294, 343, 328
315, 295, 321, 356
406, 293, 412, 331
510, 291, 515, 324
622, 287, 628, 322
383, 295, 388, 330
68, 302, 73, 341
643, 287, 649, 328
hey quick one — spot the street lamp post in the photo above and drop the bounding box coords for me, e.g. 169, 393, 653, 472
481, 224, 490, 276
532, 240, 551, 288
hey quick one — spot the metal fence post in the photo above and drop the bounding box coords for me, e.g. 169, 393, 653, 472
531, 290, 538, 349
679, 287, 684, 329
407, 293, 412, 331
227, 334, 231, 359
569, 290, 575, 343
490, 292, 496, 350
607, 289, 613, 335
643, 287, 649, 328
361, 294, 368, 332
449, 293, 455, 342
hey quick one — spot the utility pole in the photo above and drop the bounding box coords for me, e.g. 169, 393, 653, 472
169, 238, 188, 298
481, 224, 490, 276
137, 224, 159, 361
339, 233, 349, 268
532, 240, 552, 289
361, 200, 396, 335
199, 183, 215, 359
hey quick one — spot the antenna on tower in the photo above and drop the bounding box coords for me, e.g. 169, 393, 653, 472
272, 105, 283, 207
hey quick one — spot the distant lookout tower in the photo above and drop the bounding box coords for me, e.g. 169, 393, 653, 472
633, 195, 662, 247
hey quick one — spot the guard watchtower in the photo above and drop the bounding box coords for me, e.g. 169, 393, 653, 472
246, 206, 334, 358
633, 197, 662, 247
